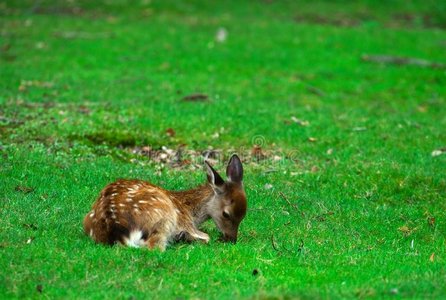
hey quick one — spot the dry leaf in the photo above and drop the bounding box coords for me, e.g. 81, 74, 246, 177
428, 217, 435, 227
215, 27, 227, 43
273, 155, 282, 161
291, 116, 309, 126
78, 105, 91, 115
15, 185, 34, 194
308, 137, 317, 142
182, 93, 209, 102
431, 148, 446, 157
430, 252, 435, 262
264, 183, 273, 190
18, 80, 53, 92
417, 105, 428, 113
252, 145, 266, 161
398, 225, 410, 235
166, 128, 176, 137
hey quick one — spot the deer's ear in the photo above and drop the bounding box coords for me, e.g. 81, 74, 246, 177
205, 161, 225, 189
226, 154, 243, 183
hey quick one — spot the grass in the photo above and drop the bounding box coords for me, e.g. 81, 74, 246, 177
1, 0, 446, 298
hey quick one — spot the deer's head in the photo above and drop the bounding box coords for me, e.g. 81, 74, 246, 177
205, 154, 247, 243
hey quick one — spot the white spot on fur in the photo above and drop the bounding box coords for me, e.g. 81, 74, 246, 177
139, 200, 149, 204
119, 203, 126, 207
89, 212, 95, 218
191, 231, 209, 243
133, 204, 139, 208
126, 198, 133, 202
89, 229, 93, 237
124, 230, 146, 248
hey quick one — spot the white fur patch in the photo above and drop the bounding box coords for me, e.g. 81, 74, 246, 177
191, 231, 209, 243
124, 230, 146, 248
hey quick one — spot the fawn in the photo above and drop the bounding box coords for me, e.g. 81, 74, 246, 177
83, 154, 247, 250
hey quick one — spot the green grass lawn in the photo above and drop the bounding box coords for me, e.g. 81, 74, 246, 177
1, 0, 446, 298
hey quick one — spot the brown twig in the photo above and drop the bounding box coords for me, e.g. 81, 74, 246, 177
271, 234, 280, 252
279, 192, 297, 209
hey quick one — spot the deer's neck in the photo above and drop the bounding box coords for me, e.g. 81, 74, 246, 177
171, 184, 216, 226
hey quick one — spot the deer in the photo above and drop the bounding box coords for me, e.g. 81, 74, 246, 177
83, 154, 247, 251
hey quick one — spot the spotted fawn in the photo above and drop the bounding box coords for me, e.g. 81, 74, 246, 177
83, 154, 247, 251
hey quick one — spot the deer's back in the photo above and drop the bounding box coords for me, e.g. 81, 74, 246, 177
84, 179, 178, 246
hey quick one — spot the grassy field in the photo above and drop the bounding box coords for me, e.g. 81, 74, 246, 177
1, 0, 446, 298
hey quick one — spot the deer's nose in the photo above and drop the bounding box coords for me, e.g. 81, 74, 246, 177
221, 233, 237, 244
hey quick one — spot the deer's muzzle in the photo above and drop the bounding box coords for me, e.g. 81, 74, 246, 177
221, 233, 237, 244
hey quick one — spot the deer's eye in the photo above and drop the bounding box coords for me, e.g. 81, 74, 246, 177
222, 211, 230, 219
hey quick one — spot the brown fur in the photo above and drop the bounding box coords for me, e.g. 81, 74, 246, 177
83, 155, 247, 250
